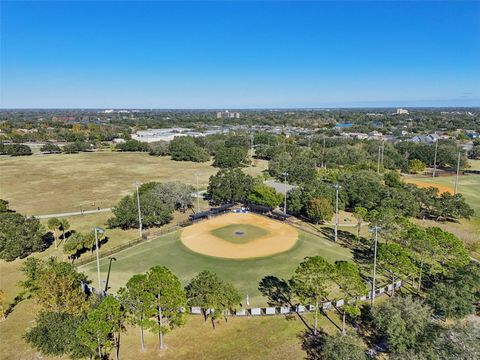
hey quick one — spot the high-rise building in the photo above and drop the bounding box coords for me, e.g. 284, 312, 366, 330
396, 108, 409, 115
217, 110, 240, 119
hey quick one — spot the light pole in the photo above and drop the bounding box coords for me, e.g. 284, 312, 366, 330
93, 226, 105, 293
381, 140, 385, 168
134, 182, 142, 239
322, 136, 326, 168
432, 140, 438, 177
283, 172, 289, 214
369, 226, 380, 307
250, 133, 254, 159
333, 184, 341, 242
195, 173, 201, 213
454, 151, 461, 194
377, 145, 381, 175
104, 257, 117, 292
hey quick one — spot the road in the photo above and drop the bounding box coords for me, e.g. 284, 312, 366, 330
35, 208, 112, 219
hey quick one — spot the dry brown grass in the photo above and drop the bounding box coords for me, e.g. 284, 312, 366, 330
0, 152, 220, 215
0, 153, 269, 216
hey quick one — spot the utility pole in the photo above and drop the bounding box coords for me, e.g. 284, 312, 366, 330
433, 140, 438, 177
195, 173, 201, 213
333, 184, 340, 242
370, 226, 379, 307
134, 182, 142, 239
377, 145, 381, 175
455, 152, 461, 194
283, 172, 289, 214
93, 227, 105, 293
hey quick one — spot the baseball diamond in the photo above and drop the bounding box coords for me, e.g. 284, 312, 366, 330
181, 212, 299, 259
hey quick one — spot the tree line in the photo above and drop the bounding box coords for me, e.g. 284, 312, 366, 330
21, 258, 243, 359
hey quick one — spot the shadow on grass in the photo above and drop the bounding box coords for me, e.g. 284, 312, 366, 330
258, 275, 314, 333
320, 227, 373, 267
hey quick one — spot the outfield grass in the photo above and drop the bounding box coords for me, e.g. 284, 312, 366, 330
79, 229, 352, 306
0, 152, 269, 216
210, 224, 269, 244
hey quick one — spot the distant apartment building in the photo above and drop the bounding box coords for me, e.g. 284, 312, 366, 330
132, 128, 222, 143
396, 108, 409, 115
217, 110, 240, 119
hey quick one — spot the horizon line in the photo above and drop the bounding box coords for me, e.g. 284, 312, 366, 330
1, 106, 480, 111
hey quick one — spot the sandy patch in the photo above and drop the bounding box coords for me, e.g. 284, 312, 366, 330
181, 212, 298, 259
403, 178, 454, 194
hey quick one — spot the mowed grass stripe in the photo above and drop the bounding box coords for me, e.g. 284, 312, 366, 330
79, 230, 351, 306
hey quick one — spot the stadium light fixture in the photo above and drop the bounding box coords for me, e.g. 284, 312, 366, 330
134, 182, 142, 239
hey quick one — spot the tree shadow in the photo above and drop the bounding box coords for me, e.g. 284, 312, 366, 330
258, 275, 292, 307
356, 303, 384, 350
320, 308, 343, 333
3, 294, 25, 319
99, 236, 109, 248
41, 232, 54, 251
319, 227, 372, 268
299, 329, 328, 360
258, 275, 313, 333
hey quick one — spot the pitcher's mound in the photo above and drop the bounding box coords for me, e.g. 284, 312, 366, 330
181, 212, 298, 259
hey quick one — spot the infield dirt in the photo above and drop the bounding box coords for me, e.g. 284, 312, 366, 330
403, 178, 454, 194
181, 212, 298, 259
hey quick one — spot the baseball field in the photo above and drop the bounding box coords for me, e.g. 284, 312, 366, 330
181, 213, 298, 259
79, 214, 351, 306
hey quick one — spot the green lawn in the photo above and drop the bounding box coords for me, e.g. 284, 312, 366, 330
79, 229, 352, 306
210, 224, 269, 243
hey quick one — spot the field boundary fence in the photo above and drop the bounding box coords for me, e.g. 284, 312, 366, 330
74, 206, 242, 267
74, 221, 189, 267
82, 278, 409, 317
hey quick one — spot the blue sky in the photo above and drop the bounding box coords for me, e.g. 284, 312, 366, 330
1, 1, 479, 108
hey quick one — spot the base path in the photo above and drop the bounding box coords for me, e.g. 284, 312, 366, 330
181, 212, 298, 259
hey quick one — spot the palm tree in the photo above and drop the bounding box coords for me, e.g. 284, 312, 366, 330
47, 217, 60, 248
57, 218, 70, 243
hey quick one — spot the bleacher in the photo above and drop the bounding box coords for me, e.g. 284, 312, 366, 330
188, 203, 234, 221
248, 203, 271, 214
270, 210, 291, 221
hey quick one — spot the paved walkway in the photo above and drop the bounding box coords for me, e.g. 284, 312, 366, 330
35, 208, 112, 219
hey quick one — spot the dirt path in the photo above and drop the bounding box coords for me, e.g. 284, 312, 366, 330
181, 212, 298, 259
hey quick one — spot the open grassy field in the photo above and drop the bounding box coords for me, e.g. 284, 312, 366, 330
79, 228, 352, 306
403, 173, 480, 257
0, 152, 269, 216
